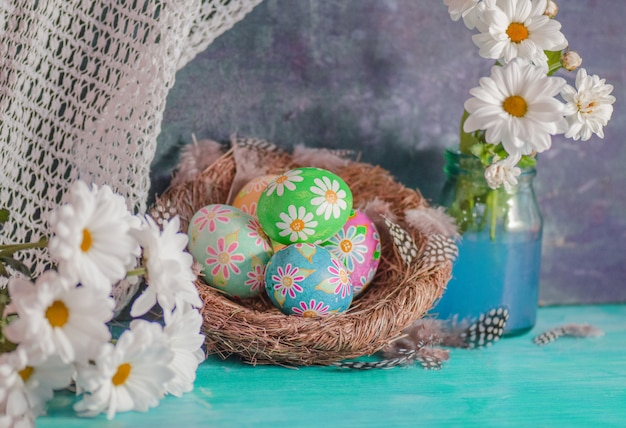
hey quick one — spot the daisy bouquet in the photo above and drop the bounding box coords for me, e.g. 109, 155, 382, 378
443, 0, 616, 236
0, 181, 205, 425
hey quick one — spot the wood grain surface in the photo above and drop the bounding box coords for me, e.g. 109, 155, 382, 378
39, 304, 626, 427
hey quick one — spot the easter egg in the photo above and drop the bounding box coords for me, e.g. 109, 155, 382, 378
187, 204, 273, 298
257, 167, 353, 245
232, 174, 278, 217
320, 210, 382, 297
264, 243, 353, 317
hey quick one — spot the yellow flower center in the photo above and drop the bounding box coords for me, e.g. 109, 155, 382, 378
579, 101, 596, 114
325, 190, 338, 204
281, 276, 294, 288
112, 363, 132, 386
503, 95, 528, 117
46, 300, 69, 327
19, 366, 34, 382
217, 251, 231, 264
290, 219, 304, 232
506, 22, 529, 43
80, 228, 93, 252
276, 175, 288, 184
339, 269, 350, 284
302, 310, 318, 318
340, 239, 353, 253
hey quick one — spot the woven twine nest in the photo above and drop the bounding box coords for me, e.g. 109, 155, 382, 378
152, 138, 453, 366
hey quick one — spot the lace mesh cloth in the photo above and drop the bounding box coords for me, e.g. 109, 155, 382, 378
0, 0, 262, 282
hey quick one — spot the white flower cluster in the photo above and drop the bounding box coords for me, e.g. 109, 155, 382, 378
444, 0, 616, 190
0, 181, 205, 425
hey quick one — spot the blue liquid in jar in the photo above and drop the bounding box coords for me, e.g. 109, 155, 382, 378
434, 235, 541, 335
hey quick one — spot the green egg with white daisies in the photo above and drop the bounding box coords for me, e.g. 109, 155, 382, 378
257, 167, 353, 245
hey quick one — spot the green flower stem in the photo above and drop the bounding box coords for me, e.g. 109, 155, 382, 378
487, 189, 498, 241
126, 267, 147, 277
0, 238, 48, 256
459, 110, 478, 155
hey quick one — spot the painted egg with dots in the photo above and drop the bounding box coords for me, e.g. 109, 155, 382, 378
264, 243, 353, 317
320, 210, 381, 297
187, 204, 273, 299
232, 174, 278, 217
257, 167, 353, 245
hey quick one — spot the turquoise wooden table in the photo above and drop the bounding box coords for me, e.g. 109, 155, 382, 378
38, 304, 626, 427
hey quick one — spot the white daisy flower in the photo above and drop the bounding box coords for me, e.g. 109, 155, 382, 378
276, 205, 318, 242
163, 308, 205, 397
484, 153, 522, 191
0, 347, 74, 419
0, 350, 35, 426
5, 271, 114, 364
74, 320, 174, 420
48, 181, 140, 292
472, 0, 567, 65
129, 215, 201, 320
444, 0, 481, 29
309, 176, 349, 220
561, 68, 616, 141
0, 388, 34, 428
463, 58, 567, 157
265, 170, 304, 197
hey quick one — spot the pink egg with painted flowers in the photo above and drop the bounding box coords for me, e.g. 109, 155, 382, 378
319, 210, 381, 297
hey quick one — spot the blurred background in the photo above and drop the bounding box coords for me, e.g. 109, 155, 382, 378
153, 0, 625, 305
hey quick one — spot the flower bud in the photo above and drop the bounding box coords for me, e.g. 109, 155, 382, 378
544, 1, 558, 18
561, 51, 582, 71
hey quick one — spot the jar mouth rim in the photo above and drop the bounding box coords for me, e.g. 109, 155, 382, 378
444, 147, 537, 176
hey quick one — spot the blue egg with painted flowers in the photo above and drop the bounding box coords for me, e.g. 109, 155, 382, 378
264, 243, 353, 317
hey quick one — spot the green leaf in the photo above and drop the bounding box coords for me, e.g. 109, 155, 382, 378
314, 278, 338, 295
470, 143, 495, 167
0, 287, 9, 305
517, 155, 537, 169
545, 50, 563, 76
469, 143, 485, 159
0, 209, 8, 224
493, 144, 507, 159
0, 256, 33, 278
0, 338, 18, 354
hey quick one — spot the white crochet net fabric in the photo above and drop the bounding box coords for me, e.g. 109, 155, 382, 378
0, 0, 262, 280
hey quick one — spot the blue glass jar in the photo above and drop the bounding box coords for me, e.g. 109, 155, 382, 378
435, 148, 542, 335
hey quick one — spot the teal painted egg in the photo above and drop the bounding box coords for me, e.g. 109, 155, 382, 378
264, 243, 353, 317
187, 204, 273, 298
257, 167, 353, 245
320, 210, 382, 297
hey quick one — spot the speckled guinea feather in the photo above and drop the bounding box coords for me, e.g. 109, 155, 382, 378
462, 307, 509, 349
333, 307, 509, 370
533, 324, 604, 345
148, 198, 179, 228
418, 234, 458, 270
383, 217, 418, 266
332, 350, 418, 370
234, 136, 282, 153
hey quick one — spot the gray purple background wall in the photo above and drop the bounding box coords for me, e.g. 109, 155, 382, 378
153, 0, 626, 305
